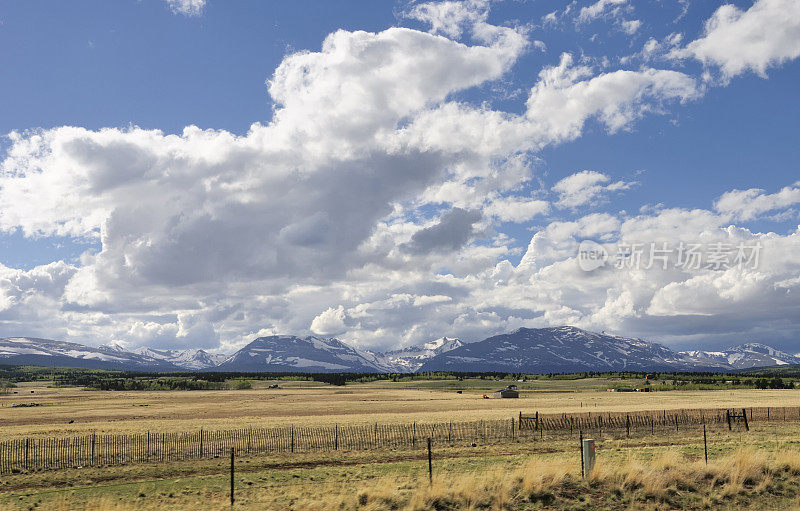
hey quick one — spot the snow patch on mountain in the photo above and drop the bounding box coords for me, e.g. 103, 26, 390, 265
131, 347, 227, 370
100, 343, 129, 353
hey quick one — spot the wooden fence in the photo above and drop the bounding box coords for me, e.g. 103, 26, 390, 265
1, 406, 797, 475
519, 406, 800, 433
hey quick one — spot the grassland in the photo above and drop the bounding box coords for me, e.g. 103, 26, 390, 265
2, 377, 799, 440
2, 421, 800, 510
2, 376, 800, 510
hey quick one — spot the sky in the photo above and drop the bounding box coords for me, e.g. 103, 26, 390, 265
0, 0, 799, 354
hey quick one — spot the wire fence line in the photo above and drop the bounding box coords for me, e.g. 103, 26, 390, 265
519, 405, 798, 432
1, 406, 797, 474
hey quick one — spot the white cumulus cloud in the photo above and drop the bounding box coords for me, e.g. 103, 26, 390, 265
164, 0, 206, 17
674, 0, 800, 81
577, 0, 627, 23
714, 182, 800, 220
310, 306, 347, 336
553, 170, 636, 209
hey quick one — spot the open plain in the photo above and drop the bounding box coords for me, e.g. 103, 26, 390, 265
3, 378, 799, 440
2, 377, 800, 510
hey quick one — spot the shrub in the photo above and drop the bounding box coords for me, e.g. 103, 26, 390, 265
0, 380, 15, 394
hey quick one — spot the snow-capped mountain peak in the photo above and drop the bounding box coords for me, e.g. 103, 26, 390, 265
422, 337, 463, 353
99, 342, 129, 352
379, 337, 463, 372
213, 335, 390, 373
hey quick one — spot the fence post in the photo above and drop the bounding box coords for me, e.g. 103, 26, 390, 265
626, 414, 630, 438
448, 421, 452, 443
427, 438, 433, 484
412, 422, 416, 447
335, 425, 338, 450
582, 438, 595, 477
230, 448, 235, 506
91, 433, 96, 465
703, 424, 708, 464
579, 430, 584, 478
199, 428, 203, 459
726, 410, 732, 431
742, 408, 749, 432
291, 426, 294, 453
24, 438, 28, 471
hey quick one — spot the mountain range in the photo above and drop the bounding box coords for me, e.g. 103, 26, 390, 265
131, 347, 228, 370
416, 327, 800, 373
98, 343, 229, 370
680, 343, 800, 370
0, 337, 180, 371
1, 327, 798, 373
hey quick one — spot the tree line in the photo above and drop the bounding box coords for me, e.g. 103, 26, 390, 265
2, 364, 798, 390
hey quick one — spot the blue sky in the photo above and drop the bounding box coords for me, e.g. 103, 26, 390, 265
1, 0, 799, 353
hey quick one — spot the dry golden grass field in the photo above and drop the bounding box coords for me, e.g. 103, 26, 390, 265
2, 378, 800, 510
2, 378, 799, 440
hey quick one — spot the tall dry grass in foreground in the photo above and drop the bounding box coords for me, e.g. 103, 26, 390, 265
305, 448, 800, 511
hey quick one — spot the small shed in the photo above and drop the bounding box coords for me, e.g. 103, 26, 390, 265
492, 385, 519, 399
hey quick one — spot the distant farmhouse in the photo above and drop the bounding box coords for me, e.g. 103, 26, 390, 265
492, 385, 519, 398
